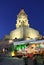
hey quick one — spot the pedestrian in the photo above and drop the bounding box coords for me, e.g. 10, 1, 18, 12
32, 54, 37, 65
23, 57, 28, 65
42, 55, 44, 65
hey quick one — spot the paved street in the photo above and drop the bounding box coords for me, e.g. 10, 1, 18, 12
0, 57, 24, 65
0, 57, 44, 65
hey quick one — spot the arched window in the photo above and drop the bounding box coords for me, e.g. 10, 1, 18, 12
19, 20, 21, 22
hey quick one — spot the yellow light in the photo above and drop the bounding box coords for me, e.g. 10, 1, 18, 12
11, 51, 15, 56
9, 40, 13, 44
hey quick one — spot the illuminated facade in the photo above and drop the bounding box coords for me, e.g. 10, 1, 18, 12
10, 9, 41, 40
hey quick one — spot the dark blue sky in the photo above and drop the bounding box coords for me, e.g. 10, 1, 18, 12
0, 0, 44, 39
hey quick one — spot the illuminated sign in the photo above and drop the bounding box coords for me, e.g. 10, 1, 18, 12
16, 44, 27, 51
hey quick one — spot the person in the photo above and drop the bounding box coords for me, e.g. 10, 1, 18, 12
42, 55, 44, 65
32, 54, 37, 65
23, 56, 28, 65
23, 44, 34, 65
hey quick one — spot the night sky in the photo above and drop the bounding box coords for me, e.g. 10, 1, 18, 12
0, 0, 44, 39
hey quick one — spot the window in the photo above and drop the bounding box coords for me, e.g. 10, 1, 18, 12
19, 20, 21, 22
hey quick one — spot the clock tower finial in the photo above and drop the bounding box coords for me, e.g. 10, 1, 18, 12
17, 9, 27, 17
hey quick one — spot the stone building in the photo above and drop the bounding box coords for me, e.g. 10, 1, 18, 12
5, 9, 42, 40
0, 9, 44, 56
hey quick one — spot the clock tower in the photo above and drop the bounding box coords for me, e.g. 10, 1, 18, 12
16, 9, 29, 28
